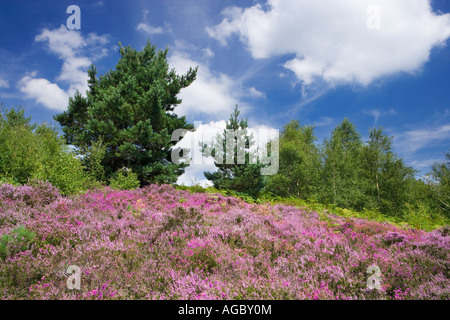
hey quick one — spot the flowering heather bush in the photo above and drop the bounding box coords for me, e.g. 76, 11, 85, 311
0, 182, 448, 300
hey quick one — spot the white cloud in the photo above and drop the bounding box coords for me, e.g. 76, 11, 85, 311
207, 0, 450, 87
137, 23, 164, 35
174, 120, 278, 186
395, 124, 450, 154
0, 78, 9, 89
363, 108, 396, 123
18, 25, 110, 110
177, 163, 215, 187
366, 110, 381, 123
277, 86, 330, 119
19, 75, 69, 111
202, 47, 215, 59
57, 56, 92, 97
174, 120, 227, 159
174, 121, 225, 187
314, 116, 333, 127
35, 25, 85, 59
168, 52, 244, 120
409, 159, 440, 170
169, 51, 271, 120
249, 87, 266, 99
136, 9, 168, 35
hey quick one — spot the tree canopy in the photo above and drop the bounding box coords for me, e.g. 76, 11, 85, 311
0, 105, 92, 194
430, 151, 450, 218
266, 120, 320, 199
203, 105, 265, 197
54, 41, 198, 185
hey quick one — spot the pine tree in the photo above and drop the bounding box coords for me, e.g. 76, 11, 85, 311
54, 41, 197, 185
203, 105, 265, 197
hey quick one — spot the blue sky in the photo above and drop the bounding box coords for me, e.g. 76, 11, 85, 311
0, 0, 449, 185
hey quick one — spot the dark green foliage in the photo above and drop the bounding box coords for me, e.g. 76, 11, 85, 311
54, 41, 198, 186
109, 168, 140, 190
203, 105, 265, 197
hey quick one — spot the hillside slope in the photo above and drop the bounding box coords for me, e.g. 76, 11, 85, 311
0, 182, 448, 299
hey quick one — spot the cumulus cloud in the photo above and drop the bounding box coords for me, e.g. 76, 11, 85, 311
207, 0, 450, 87
19, 75, 69, 111
173, 121, 278, 186
18, 25, 109, 111
173, 121, 225, 186
177, 163, 215, 187
168, 52, 244, 120
35, 25, 85, 59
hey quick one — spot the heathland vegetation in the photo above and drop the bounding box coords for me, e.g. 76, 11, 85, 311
0, 41, 448, 299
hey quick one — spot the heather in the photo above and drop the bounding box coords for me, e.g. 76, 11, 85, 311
0, 181, 448, 300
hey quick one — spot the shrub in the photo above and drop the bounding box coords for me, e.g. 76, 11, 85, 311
0, 183, 448, 300
0, 180, 60, 208
0, 226, 36, 260
31, 125, 95, 195
0, 106, 96, 195
109, 168, 140, 190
